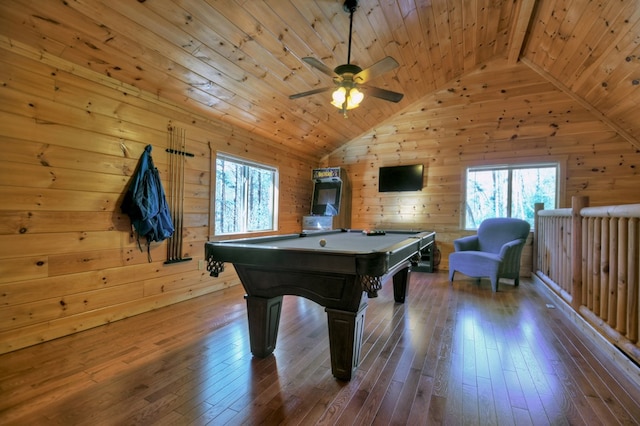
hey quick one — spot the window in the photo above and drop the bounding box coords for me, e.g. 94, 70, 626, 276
464, 163, 558, 229
215, 154, 278, 235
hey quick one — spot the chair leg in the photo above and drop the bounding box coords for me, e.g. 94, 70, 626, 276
514, 277, 520, 286
491, 277, 498, 292
449, 270, 455, 282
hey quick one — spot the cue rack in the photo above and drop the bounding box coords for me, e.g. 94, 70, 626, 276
164, 125, 193, 264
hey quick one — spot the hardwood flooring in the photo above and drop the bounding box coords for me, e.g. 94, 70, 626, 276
2, 271, 640, 425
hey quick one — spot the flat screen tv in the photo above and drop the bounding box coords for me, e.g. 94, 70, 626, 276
379, 164, 424, 192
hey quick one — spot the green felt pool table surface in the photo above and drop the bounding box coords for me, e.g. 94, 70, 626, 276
253, 229, 423, 251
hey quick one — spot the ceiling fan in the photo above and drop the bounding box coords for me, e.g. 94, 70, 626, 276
289, 0, 404, 117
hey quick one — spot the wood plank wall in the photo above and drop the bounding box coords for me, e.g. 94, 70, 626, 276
324, 58, 640, 272
0, 42, 317, 354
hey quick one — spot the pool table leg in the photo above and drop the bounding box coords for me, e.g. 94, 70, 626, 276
392, 265, 411, 303
244, 295, 283, 358
325, 299, 368, 381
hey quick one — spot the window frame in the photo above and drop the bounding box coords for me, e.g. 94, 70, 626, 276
213, 153, 279, 236
462, 158, 564, 230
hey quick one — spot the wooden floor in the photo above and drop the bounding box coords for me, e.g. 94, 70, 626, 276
2, 271, 640, 425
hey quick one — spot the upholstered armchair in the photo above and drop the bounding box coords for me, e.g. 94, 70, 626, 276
449, 218, 531, 292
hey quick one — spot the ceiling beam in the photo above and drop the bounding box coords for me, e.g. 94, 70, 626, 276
507, 0, 537, 65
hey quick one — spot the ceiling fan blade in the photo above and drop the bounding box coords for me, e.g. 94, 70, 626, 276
362, 86, 404, 103
289, 87, 332, 100
353, 56, 399, 84
301, 57, 338, 78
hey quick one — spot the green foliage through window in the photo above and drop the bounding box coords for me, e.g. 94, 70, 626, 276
215, 155, 277, 235
465, 163, 557, 229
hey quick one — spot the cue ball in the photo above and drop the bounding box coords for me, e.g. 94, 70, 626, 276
319, 238, 326, 247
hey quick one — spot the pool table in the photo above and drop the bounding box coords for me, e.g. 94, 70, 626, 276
205, 229, 436, 381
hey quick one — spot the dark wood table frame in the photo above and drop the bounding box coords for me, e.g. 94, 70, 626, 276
205, 230, 435, 381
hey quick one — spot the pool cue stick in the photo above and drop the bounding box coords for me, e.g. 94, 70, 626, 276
178, 127, 185, 259
168, 128, 176, 260
171, 128, 179, 260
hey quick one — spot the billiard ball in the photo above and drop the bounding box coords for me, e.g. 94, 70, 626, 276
319, 238, 326, 247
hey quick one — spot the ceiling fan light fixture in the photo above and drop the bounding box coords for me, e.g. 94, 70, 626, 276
331, 86, 364, 111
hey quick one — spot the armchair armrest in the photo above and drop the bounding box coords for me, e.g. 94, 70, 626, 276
453, 235, 479, 252
498, 239, 525, 259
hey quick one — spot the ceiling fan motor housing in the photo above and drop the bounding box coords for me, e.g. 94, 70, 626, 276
334, 64, 362, 77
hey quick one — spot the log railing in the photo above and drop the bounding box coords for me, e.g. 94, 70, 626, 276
535, 197, 640, 366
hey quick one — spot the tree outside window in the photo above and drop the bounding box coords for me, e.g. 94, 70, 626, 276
465, 164, 557, 229
215, 155, 277, 235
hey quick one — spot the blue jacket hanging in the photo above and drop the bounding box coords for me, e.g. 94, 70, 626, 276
121, 145, 174, 261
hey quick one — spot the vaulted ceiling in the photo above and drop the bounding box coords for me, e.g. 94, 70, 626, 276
2, 0, 640, 159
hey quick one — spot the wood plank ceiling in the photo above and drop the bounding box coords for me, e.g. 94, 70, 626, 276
1, 0, 640, 159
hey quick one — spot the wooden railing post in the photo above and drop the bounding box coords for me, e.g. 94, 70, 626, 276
534, 203, 544, 273
571, 196, 589, 310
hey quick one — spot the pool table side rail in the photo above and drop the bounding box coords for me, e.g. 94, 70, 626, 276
205, 231, 435, 278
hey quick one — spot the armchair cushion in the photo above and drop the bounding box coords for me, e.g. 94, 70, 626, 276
449, 218, 530, 291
